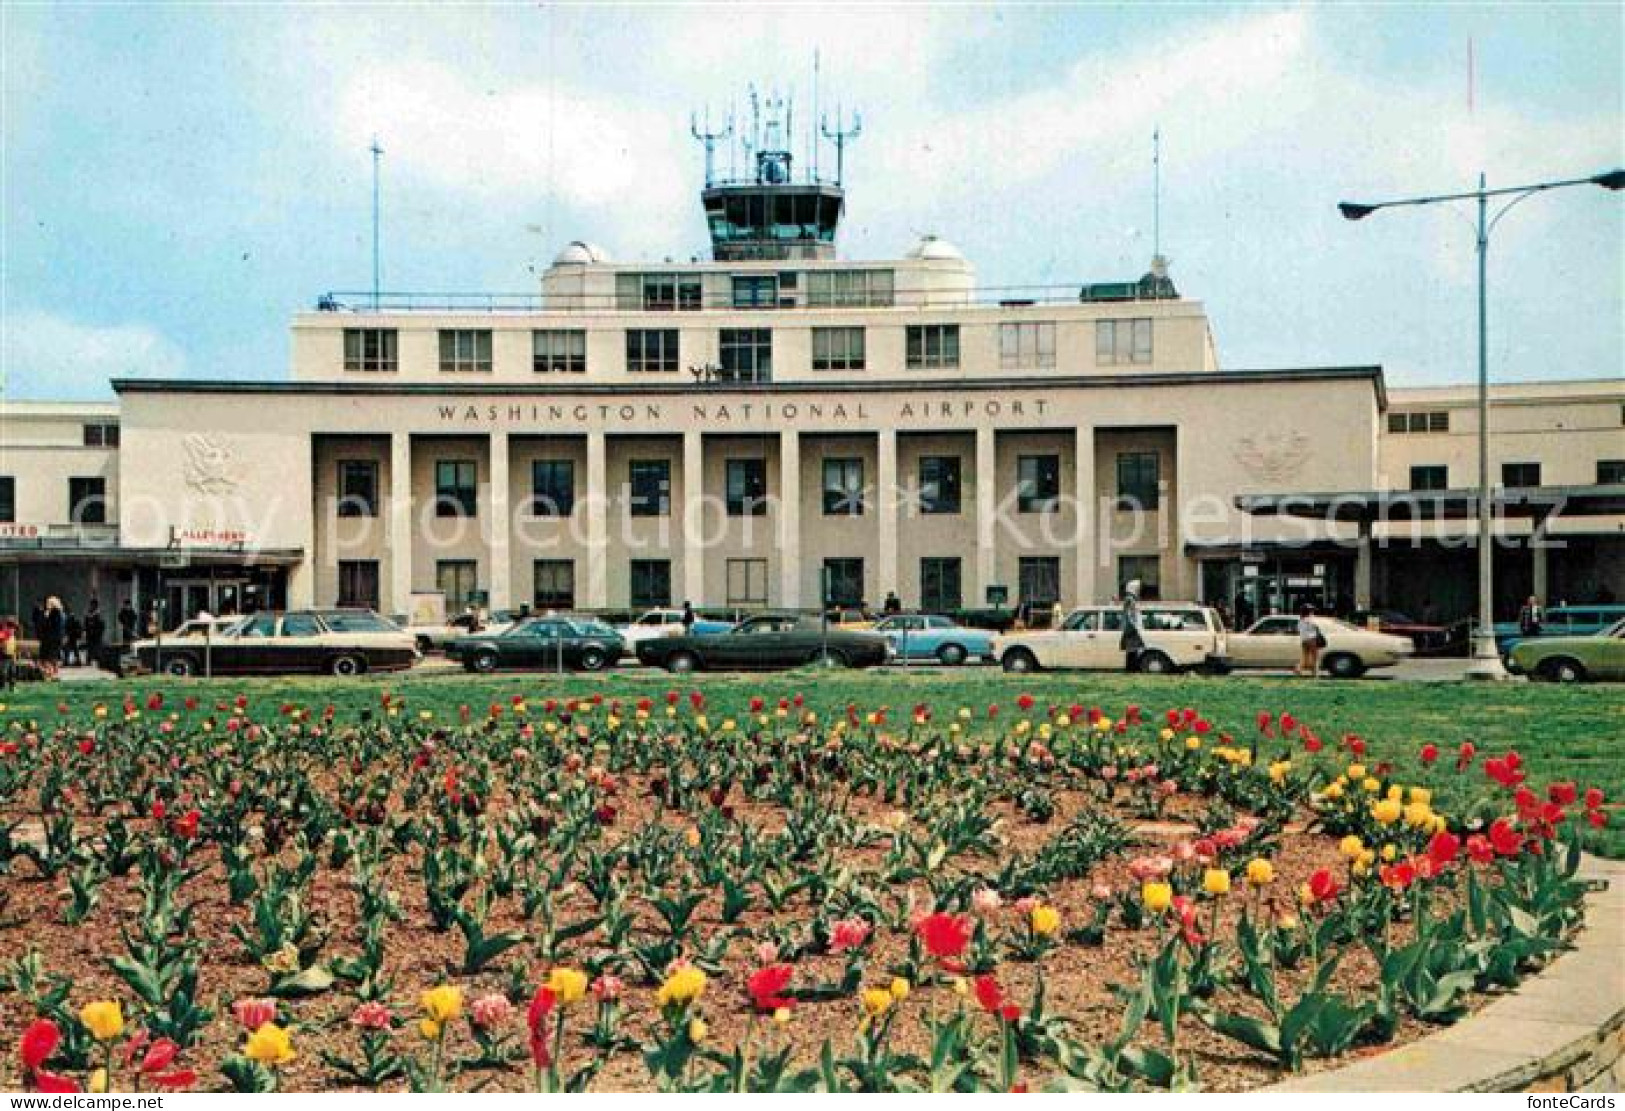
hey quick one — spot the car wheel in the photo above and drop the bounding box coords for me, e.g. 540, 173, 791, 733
1539, 657, 1586, 683
330, 653, 365, 677
665, 650, 699, 674
471, 651, 499, 674
1323, 653, 1364, 679
579, 647, 608, 672
1139, 650, 1177, 675
415, 635, 435, 653
1001, 648, 1039, 673
817, 648, 849, 668
163, 654, 197, 678
936, 643, 967, 666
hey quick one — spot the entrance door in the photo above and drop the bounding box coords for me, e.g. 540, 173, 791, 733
164, 578, 247, 628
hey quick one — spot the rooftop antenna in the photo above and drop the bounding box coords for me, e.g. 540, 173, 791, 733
1150, 127, 1169, 279
811, 49, 821, 180
690, 106, 733, 188
821, 104, 862, 186
370, 136, 383, 309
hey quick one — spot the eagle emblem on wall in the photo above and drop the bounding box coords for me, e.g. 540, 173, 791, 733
182, 434, 240, 495
1232, 432, 1312, 483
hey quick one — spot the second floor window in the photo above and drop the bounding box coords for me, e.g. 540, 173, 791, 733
439, 329, 492, 372
626, 329, 679, 372
1502, 462, 1541, 488
337, 460, 379, 517
907, 324, 960, 369
822, 458, 864, 515
1599, 460, 1625, 484
83, 423, 120, 447
1017, 454, 1060, 512
812, 326, 866, 371
1409, 465, 1448, 491
628, 460, 670, 517
531, 460, 575, 516
1388, 411, 1451, 433
69, 476, 107, 525
533, 329, 586, 373
1116, 451, 1160, 510
726, 458, 768, 516
719, 328, 772, 382
343, 328, 397, 371
999, 322, 1056, 369
1097, 319, 1153, 365
435, 460, 477, 517
918, 456, 962, 514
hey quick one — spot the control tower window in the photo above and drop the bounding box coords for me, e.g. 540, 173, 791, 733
719, 328, 772, 383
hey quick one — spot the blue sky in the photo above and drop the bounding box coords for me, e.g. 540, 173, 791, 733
2, 3, 1620, 399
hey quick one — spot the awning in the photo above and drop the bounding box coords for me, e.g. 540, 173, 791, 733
0, 545, 305, 567
1235, 484, 1625, 523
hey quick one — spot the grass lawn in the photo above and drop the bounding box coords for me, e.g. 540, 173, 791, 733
4, 668, 1621, 855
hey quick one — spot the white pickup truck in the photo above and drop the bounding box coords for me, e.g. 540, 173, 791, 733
992, 603, 1230, 674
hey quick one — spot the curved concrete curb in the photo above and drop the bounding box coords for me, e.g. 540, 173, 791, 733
1266, 855, 1625, 1093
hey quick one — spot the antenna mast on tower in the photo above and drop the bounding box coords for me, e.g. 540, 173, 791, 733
370, 136, 384, 309
690, 108, 733, 188
1152, 127, 1161, 261
820, 106, 862, 186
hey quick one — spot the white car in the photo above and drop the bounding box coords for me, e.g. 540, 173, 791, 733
993, 603, 1229, 674
616, 608, 732, 646
405, 610, 520, 652
1226, 615, 1413, 678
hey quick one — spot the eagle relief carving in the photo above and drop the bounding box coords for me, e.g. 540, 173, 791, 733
1232, 432, 1312, 483
182, 434, 240, 495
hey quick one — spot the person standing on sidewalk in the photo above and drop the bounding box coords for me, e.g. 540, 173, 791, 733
1120, 581, 1146, 672
1296, 604, 1325, 678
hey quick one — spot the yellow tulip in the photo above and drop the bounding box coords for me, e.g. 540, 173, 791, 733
245, 1022, 297, 1065
861, 988, 894, 1018
1371, 799, 1402, 824
1142, 882, 1173, 914
418, 1019, 442, 1041
1031, 903, 1062, 936
89, 1069, 108, 1093
1203, 868, 1231, 896
1339, 834, 1365, 860
657, 965, 707, 1008
79, 1000, 124, 1041
1346, 764, 1367, 781
548, 967, 589, 1007
1269, 760, 1291, 785
1245, 858, 1275, 886
889, 977, 910, 1001
687, 1018, 708, 1044
421, 985, 463, 1025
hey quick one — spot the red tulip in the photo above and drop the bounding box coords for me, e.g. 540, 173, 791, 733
747, 964, 795, 1013
1307, 868, 1340, 904
973, 974, 1004, 1014
19, 1019, 59, 1072
1427, 831, 1460, 868
1419, 743, 1439, 765
917, 912, 971, 964
1488, 817, 1523, 857
1466, 834, 1495, 865
232, 998, 276, 1031
1016, 694, 1035, 712
1585, 787, 1604, 810
33, 1071, 79, 1093
527, 986, 557, 1068
1548, 782, 1578, 806
139, 1038, 180, 1074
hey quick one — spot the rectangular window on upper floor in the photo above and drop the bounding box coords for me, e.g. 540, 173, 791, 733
628, 460, 671, 517
1116, 452, 1160, 511
917, 456, 962, 514
731, 275, 778, 309
1409, 465, 1448, 491
811, 326, 866, 371
725, 458, 768, 516
438, 329, 492, 373
719, 328, 772, 382
1017, 454, 1061, 512
1387, 411, 1450, 434
626, 329, 680, 372
1599, 460, 1625, 485
0, 476, 14, 522
906, 324, 960, 370
343, 328, 397, 371
806, 269, 894, 308
1096, 319, 1152, 365
435, 460, 478, 517
69, 476, 107, 525
531, 460, 576, 516
1501, 462, 1541, 488
82, 423, 120, 447
999, 322, 1056, 369
533, 329, 586, 373
337, 460, 379, 517
822, 458, 864, 515
618, 273, 702, 312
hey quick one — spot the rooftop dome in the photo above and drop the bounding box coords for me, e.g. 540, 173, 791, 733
553, 240, 611, 266
906, 234, 965, 261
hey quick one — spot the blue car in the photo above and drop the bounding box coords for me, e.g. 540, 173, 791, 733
872, 614, 996, 666
1493, 604, 1625, 655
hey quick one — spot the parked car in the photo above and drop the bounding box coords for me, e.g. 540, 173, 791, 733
615, 607, 732, 646
135, 609, 417, 677
993, 603, 1229, 674
636, 613, 889, 672
825, 606, 877, 631
1348, 609, 1455, 655
404, 609, 521, 652
871, 614, 995, 665
451, 616, 625, 673
1508, 617, 1625, 683
1226, 615, 1413, 678
120, 615, 243, 675
1493, 604, 1625, 656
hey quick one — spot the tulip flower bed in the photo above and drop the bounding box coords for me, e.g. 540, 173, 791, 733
0, 683, 1613, 1092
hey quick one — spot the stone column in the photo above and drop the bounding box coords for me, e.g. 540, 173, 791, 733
1354, 519, 1373, 610
286, 435, 318, 608
1074, 425, 1097, 606
682, 431, 705, 606
1531, 518, 1550, 605
487, 431, 511, 612
975, 426, 997, 606
585, 432, 609, 609
778, 429, 801, 608
876, 428, 898, 603
389, 433, 413, 615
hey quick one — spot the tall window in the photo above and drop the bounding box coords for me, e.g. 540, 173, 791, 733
618, 273, 702, 311
918, 456, 962, 514
531, 460, 575, 516
805, 269, 894, 307
1096, 319, 1153, 365
1387, 411, 1450, 433
630, 560, 672, 608
719, 328, 772, 382
731, 275, 778, 308
822, 458, 864, 515
344, 328, 398, 371
337, 460, 379, 517
82, 423, 120, 447
1118, 555, 1161, 600
533, 560, 576, 609
1115, 452, 1160, 511
1409, 465, 1448, 491
906, 324, 960, 369
436, 560, 478, 611
0, 476, 14, 522
726, 458, 767, 516
438, 329, 492, 372
822, 558, 864, 607
533, 330, 586, 373
999, 322, 1056, 369
435, 460, 477, 517
69, 476, 106, 525
628, 460, 671, 517
1017, 454, 1060, 513
726, 558, 769, 606
1501, 462, 1542, 488
1018, 557, 1061, 605
1599, 460, 1625, 484
626, 329, 680, 372
811, 326, 866, 371
337, 560, 380, 609
920, 557, 962, 613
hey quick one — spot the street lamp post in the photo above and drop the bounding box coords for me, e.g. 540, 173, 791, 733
1339, 169, 1624, 680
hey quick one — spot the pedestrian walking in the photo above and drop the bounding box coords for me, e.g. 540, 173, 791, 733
0, 619, 18, 690
85, 600, 106, 662
63, 608, 83, 666
39, 597, 64, 667
1295, 604, 1325, 678
680, 600, 696, 632
1518, 595, 1544, 638
117, 599, 138, 644
1120, 580, 1146, 672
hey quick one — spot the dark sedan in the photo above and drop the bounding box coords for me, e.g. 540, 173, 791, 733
451, 616, 625, 673
635, 613, 890, 673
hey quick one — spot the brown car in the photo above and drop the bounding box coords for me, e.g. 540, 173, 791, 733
135, 609, 418, 677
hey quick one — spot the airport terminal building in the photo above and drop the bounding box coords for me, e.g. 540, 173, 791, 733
3, 130, 1621, 629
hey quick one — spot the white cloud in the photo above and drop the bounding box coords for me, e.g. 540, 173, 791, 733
1, 310, 187, 399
